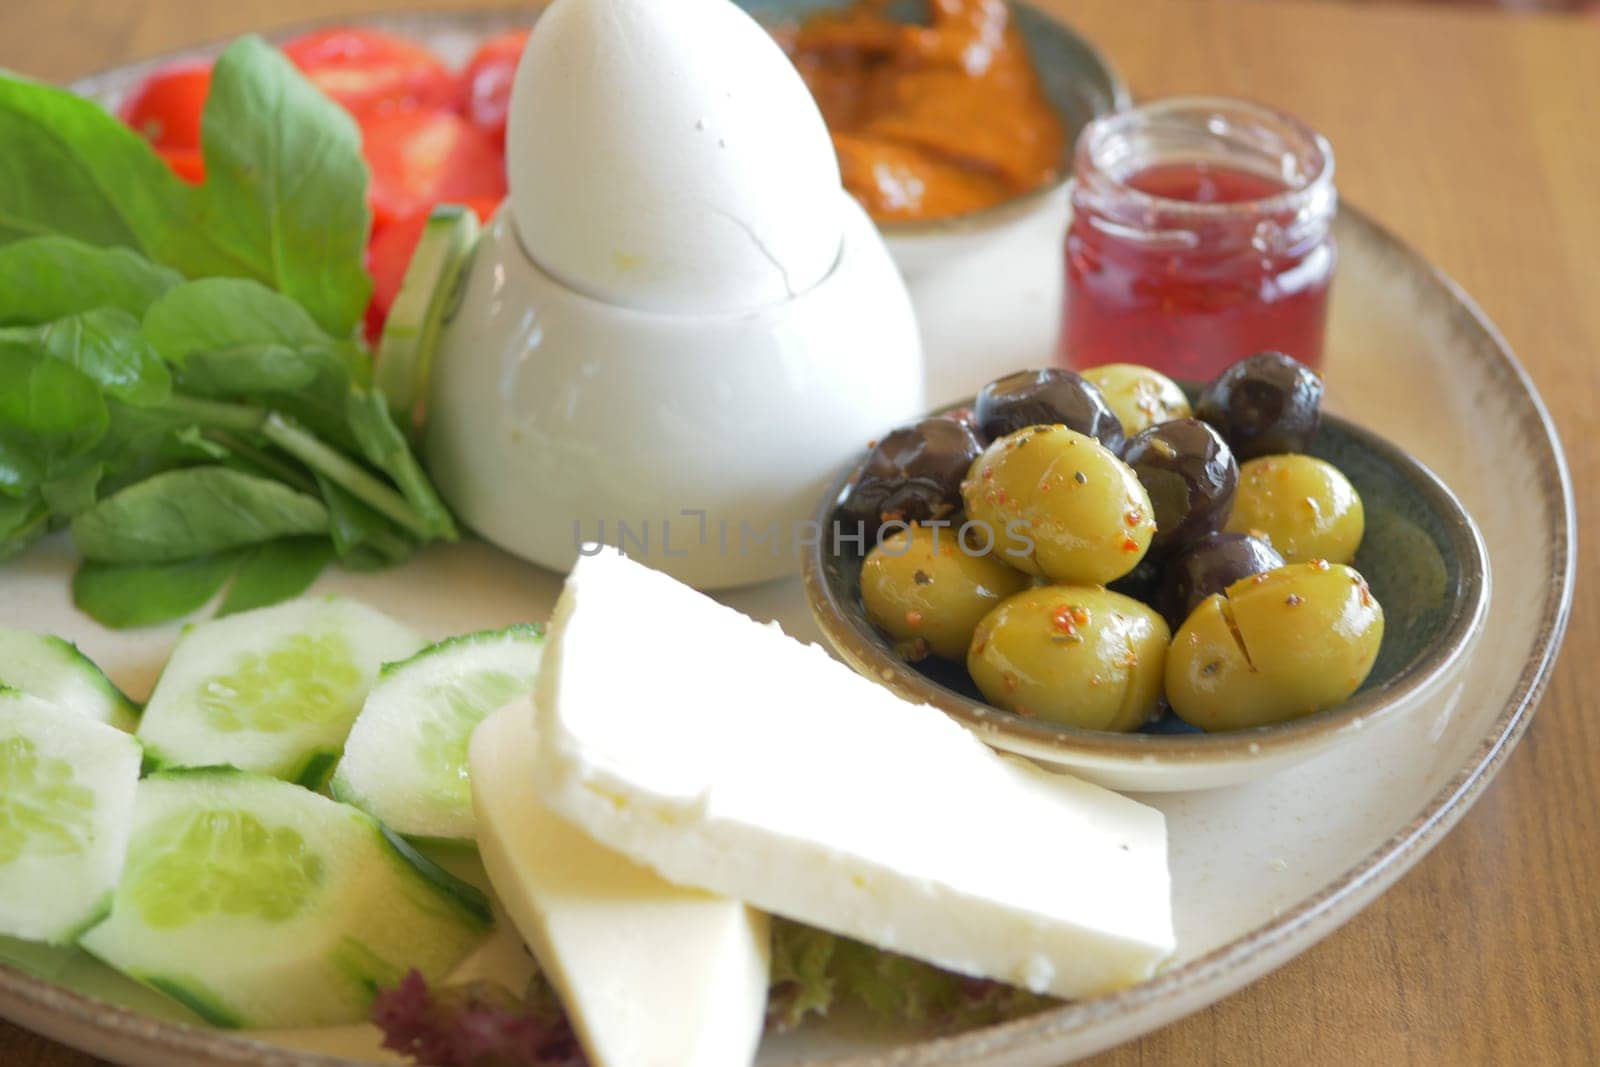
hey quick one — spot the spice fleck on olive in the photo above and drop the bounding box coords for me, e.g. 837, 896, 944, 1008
968, 585, 1168, 731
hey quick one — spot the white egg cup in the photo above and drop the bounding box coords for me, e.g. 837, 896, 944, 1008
426, 195, 925, 590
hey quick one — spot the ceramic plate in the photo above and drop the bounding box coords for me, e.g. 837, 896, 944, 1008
0, 11, 1574, 1067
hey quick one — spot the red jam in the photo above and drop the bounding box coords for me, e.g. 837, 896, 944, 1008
1127, 162, 1288, 205
1058, 100, 1337, 382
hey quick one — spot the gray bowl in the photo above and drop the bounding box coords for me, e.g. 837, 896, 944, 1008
804, 406, 1491, 791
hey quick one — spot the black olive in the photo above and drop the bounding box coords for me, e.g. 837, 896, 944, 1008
1195, 352, 1324, 460
835, 416, 982, 542
974, 369, 1124, 452
944, 405, 983, 438
1108, 554, 1163, 606
1121, 419, 1238, 558
1159, 531, 1285, 628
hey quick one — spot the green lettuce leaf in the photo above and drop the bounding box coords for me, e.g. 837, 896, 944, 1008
767, 919, 1053, 1033
768, 919, 838, 1030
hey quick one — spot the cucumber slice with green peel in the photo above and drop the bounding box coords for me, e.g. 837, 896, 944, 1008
137, 597, 423, 787
331, 624, 544, 841
0, 630, 139, 731
0, 691, 141, 944
376, 203, 481, 432
78, 767, 491, 1029
0, 936, 206, 1024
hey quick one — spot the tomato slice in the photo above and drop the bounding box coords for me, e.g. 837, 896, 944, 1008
282, 27, 460, 117
158, 147, 206, 184
360, 108, 507, 230
461, 30, 531, 148
365, 196, 502, 345
119, 60, 212, 150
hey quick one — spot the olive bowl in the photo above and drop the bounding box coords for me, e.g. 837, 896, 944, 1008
803, 405, 1490, 792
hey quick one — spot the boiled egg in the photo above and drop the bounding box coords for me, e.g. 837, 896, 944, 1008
507, 0, 842, 314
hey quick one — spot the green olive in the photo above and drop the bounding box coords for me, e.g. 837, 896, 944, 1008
961, 425, 1156, 585
1081, 363, 1193, 435
861, 523, 1031, 660
968, 586, 1169, 731
1165, 562, 1385, 731
1225, 454, 1364, 564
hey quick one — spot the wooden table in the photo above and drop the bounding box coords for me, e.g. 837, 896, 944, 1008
0, 0, 1596, 1062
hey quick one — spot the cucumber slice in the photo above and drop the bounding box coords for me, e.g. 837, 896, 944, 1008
0, 936, 202, 1023
376, 203, 481, 432
137, 597, 423, 787
0, 630, 139, 731
331, 624, 544, 841
0, 691, 140, 943
78, 767, 491, 1029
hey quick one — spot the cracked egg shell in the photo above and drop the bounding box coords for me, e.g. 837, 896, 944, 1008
507, 0, 843, 314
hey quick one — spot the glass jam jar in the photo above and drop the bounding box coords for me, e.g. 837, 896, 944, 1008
1058, 98, 1337, 380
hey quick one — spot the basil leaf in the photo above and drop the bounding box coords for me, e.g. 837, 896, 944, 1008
143, 277, 327, 360
345, 388, 457, 540
143, 278, 363, 445
217, 537, 332, 616
93, 403, 224, 490
40, 461, 104, 518
195, 37, 372, 338
143, 277, 352, 400
0, 74, 195, 254
0, 493, 49, 560
72, 553, 244, 629
0, 438, 41, 498
0, 55, 368, 325
0, 341, 110, 473
178, 344, 335, 396
35, 308, 172, 406
71, 466, 329, 563
314, 472, 414, 568
171, 426, 232, 462
0, 237, 182, 325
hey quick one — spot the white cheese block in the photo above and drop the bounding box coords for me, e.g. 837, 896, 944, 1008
533, 548, 1176, 999
469, 697, 769, 1067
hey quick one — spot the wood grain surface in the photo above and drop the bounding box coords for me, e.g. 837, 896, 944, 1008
0, 0, 1595, 1063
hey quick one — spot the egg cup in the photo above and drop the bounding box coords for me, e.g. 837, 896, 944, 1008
426, 198, 925, 590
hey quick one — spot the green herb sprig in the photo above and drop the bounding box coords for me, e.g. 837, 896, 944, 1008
0, 37, 455, 627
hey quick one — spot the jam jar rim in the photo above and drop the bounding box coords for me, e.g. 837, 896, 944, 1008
1072, 96, 1337, 227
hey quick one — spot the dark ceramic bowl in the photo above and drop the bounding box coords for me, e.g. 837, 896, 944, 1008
804, 404, 1490, 791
